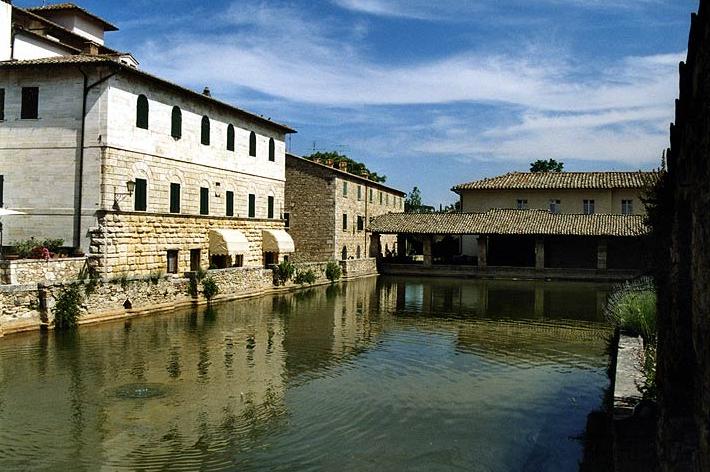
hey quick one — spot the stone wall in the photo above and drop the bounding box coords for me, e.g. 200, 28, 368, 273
656, 2, 710, 469
0, 257, 87, 285
341, 258, 378, 278
90, 211, 287, 276
202, 267, 274, 299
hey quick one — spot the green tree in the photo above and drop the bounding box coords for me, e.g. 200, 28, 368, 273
530, 159, 564, 173
405, 186, 428, 213
304, 151, 387, 183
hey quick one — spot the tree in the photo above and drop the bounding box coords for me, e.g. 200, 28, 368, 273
440, 200, 461, 213
530, 159, 564, 173
304, 151, 387, 183
405, 186, 427, 213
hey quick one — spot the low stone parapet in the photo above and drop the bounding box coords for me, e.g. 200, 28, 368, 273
0, 257, 88, 285
203, 267, 274, 298
341, 258, 377, 278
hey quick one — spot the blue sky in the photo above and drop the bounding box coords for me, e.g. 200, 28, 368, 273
18, 0, 696, 205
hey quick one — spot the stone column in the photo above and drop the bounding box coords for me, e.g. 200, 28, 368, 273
397, 234, 406, 258
477, 235, 488, 268
423, 236, 433, 267
597, 239, 608, 270
535, 237, 545, 270
370, 233, 382, 258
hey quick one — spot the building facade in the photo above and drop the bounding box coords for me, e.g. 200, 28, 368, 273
0, 1, 295, 276
284, 153, 405, 263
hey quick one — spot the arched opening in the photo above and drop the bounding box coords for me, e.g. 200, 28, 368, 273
268, 138, 275, 161
249, 131, 257, 157
201, 116, 210, 145
136, 94, 149, 129
356, 245, 361, 259
227, 124, 235, 151
341, 246, 348, 260
171, 106, 182, 138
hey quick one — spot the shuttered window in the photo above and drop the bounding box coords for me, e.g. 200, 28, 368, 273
0, 175, 4, 207
342, 213, 348, 231
268, 138, 275, 161
0, 89, 5, 121
248, 194, 256, 218
201, 116, 210, 145
136, 94, 148, 129
167, 250, 178, 274
226, 191, 234, 216
267, 196, 274, 219
200, 187, 209, 215
171, 106, 182, 138
21, 87, 39, 120
134, 178, 147, 211
227, 124, 235, 151
170, 183, 181, 213
249, 131, 257, 157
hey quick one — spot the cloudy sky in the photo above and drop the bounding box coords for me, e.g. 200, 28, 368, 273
17, 0, 696, 205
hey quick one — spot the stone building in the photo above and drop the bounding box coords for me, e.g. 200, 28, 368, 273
452, 171, 658, 258
284, 153, 405, 262
0, 1, 295, 276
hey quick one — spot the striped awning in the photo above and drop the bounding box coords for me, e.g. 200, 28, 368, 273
262, 229, 295, 253
209, 229, 250, 256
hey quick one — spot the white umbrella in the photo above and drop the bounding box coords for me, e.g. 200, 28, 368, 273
0, 209, 27, 258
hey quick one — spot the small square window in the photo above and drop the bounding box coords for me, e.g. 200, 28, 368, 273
167, 250, 179, 274
549, 199, 561, 214
516, 199, 528, 210
583, 199, 595, 215
622, 199, 633, 215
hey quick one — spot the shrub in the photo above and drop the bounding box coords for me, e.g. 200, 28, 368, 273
187, 275, 199, 298
13, 238, 64, 259
149, 270, 164, 285
294, 268, 317, 286
195, 267, 208, 282
325, 261, 342, 283
118, 272, 130, 290
275, 260, 295, 285
202, 276, 219, 301
53, 284, 83, 330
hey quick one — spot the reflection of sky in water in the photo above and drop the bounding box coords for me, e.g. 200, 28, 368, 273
0, 277, 611, 471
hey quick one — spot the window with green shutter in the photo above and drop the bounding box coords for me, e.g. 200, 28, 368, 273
136, 94, 148, 129
249, 132, 257, 157
134, 178, 147, 211
268, 138, 275, 161
0, 89, 4, 121
0, 175, 4, 207
200, 187, 209, 215
170, 183, 181, 213
248, 194, 256, 218
201, 116, 210, 145
227, 124, 235, 151
226, 191, 234, 216
267, 196, 274, 219
342, 213, 348, 231
171, 106, 182, 139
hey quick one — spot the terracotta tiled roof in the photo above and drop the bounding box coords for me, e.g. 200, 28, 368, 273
452, 171, 659, 192
368, 209, 648, 237
26, 3, 118, 31
0, 55, 296, 134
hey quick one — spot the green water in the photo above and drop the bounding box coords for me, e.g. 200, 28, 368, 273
0, 277, 612, 471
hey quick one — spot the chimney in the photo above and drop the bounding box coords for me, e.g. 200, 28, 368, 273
313, 157, 322, 164
203, 87, 211, 97
338, 161, 348, 171
82, 41, 100, 55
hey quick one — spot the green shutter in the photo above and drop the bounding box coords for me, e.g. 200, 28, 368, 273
136, 94, 148, 129
267, 196, 274, 219
0, 89, 4, 121
200, 187, 209, 215
248, 194, 256, 218
201, 116, 210, 145
227, 125, 235, 151
134, 178, 147, 211
226, 191, 234, 216
171, 106, 182, 138
249, 132, 256, 156
170, 183, 180, 213
268, 138, 275, 161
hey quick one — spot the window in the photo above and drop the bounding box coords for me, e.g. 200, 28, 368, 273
341, 246, 348, 260
134, 178, 147, 211
227, 124, 235, 151
379, 191, 383, 205
369, 188, 373, 203
268, 138, 275, 161
357, 185, 362, 201
171, 106, 182, 138
0, 175, 4, 207
226, 191, 234, 216
169, 183, 180, 214
267, 196, 274, 219
516, 199, 528, 210
342, 213, 348, 231
200, 187, 209, 215
357, 216, 364, 231
248, 194, 256, 218
0, 88, 4, 120
356, 245, 361, 259
167, 250, 178, 274
201, 116, 210, 145
622, 199, 634, 215
284, 212, 290, 229
21, 87, 39, 120
343, 181, 348, 197
583, 199, 595, 215
549, 199, 561, 214
190, 249, 201, 272
249, 131, 257, 156
386, 194, 389, 206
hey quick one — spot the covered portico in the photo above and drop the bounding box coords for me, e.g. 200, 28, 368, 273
368, 209, 648, 281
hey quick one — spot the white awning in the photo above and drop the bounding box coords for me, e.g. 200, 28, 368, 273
262, 229, 295, 253
209, 229, 250, 256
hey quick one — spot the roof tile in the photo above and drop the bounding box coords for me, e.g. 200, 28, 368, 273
452, 171, 659, 192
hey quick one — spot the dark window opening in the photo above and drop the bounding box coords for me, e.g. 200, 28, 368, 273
134, 178, 147, 212
284, 212, 290, 228
341, 246, 348, 260
268, 138, 275, 161
136, 94, 148, 129
248, 194, 256, 218
201, 116, 210, 145
357, 215, 364, 231
267, 196, 274, 219
342, 213, 348, 231
226, 191, 234, 217
227, 124, 235, 151
356, 245, 361, 259
171, 106, 182, 138
170, 183, 181, 214
0, 88, 5, 120
264, 252, 277, 266
0, 175, 4, 207
21, 87, 39, 120
249, 131, 257, 157
583, 199, 595, 215
167, 250, 179, 274
200, 187, 209, 215
190, 249, 201, 272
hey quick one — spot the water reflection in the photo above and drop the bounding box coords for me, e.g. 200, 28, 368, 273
0, 277, 611, 471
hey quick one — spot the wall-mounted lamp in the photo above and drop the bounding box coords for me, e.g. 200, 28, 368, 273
113, 180, 136, 207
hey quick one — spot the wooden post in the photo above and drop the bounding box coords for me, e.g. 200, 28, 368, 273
535, 237, 545, 270
478, 235, 488, 268
597, 239, 608, 270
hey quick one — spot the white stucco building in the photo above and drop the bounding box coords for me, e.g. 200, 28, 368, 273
0, 1, 296, 275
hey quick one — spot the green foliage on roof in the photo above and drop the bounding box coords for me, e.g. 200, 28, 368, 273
304, 151, 387, 183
